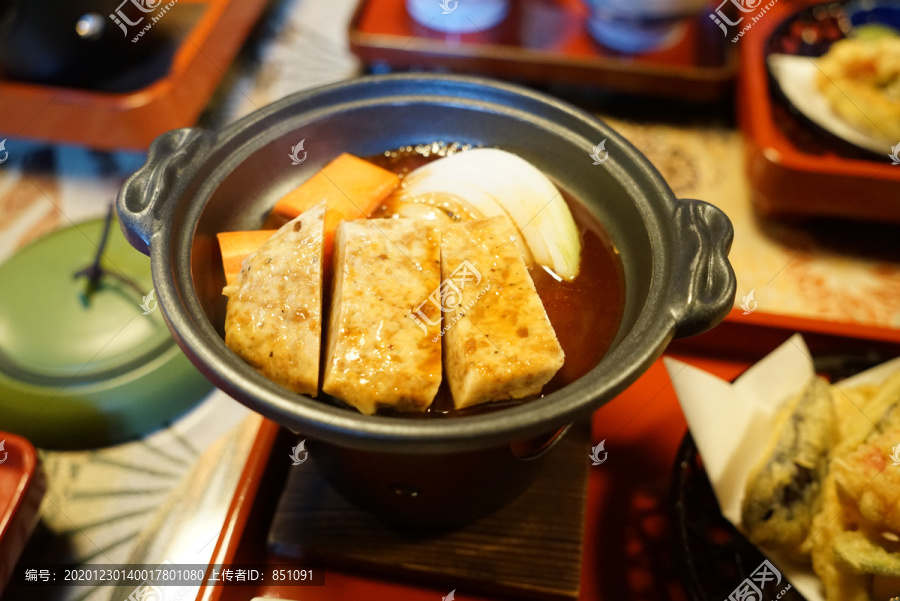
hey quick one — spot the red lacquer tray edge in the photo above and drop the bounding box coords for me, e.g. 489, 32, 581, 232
0, 432, 45, 595
726, 308, 900, 344
196, 418, 280, 601
348, 0, 738, 102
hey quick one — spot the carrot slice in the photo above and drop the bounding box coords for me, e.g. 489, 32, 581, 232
217, 230, 277, 285
271, 153, 398, 222
270, 152, 399, 269
219, 154, 398, 286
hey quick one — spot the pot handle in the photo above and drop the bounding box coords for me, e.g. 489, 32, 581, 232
669, 199, 736, 338
117, 128, 214, 256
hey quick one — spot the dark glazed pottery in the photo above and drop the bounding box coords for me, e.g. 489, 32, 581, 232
117, 74, 736, 526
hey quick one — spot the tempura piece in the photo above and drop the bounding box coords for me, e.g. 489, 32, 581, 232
741, 376, 835, 561
440, 216, 564, 410
833, 530, 900, 576
832, 369, 900, 455
816, 37, 900, 140
223, 203, 325, 396
807, 372, 900, 599
832, 428, 900, 535
322, 219, 442, 415
809, 474, 872, 601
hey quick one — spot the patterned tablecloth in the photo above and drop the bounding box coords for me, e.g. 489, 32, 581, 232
0, 0, 898, 600
602, 120, 900, 329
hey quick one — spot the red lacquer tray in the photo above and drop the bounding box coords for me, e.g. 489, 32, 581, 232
195, 309, 900, 601
738, 0, 900, 223
349, 0, 738, 102
0, 0, 267, 151
0, 432, 45, 595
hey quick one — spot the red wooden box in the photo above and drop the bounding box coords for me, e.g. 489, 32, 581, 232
0, 0, 267, 151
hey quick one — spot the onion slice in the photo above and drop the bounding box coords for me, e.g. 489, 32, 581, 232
402, 148, 581, 280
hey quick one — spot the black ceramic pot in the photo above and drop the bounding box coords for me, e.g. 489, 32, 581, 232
117, 74, 736, 527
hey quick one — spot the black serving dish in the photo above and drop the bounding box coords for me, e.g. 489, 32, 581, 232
670, 353, 891, 600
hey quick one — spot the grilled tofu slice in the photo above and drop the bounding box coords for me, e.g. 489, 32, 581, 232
441, 216, 564, 410
323, 219, 442, 415
223, 203, 325, 396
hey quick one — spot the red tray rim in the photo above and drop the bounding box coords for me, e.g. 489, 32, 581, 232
0, 430, 44, 595
348, 0, 740, 83
0, 432, 40, 539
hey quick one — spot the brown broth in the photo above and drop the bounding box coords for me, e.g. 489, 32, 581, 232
365, 146, 625, 417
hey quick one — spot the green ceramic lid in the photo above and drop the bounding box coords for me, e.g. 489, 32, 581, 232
0, 217, 213, 449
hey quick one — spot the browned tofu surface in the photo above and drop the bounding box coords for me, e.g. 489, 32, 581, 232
223, 203, 325, 396
322, 219, 442, 415
441, 216, 564, 409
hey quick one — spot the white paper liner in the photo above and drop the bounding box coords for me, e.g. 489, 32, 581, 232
664, 334, 900, 601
